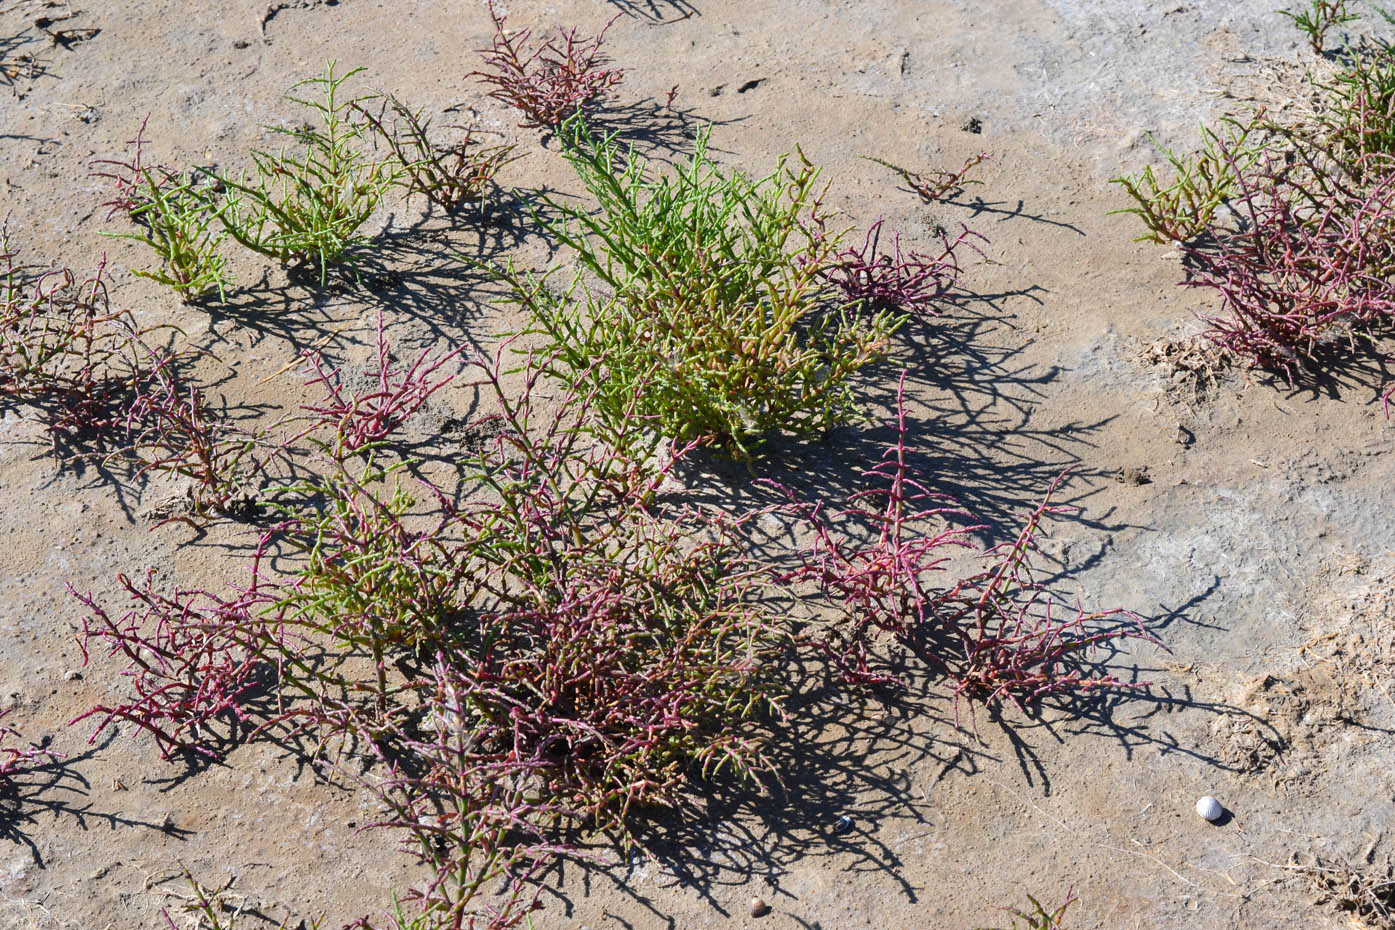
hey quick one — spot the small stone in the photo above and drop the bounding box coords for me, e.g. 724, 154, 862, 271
750, 897, 770, 918
1196, 795, 1223, 822
63, 669, 82, 682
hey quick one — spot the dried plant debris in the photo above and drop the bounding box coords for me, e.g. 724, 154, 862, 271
1142, 335, 1237, 406
1286, 852, 1395, 930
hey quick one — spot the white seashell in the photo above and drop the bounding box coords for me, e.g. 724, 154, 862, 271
1196, 796, 1223, 822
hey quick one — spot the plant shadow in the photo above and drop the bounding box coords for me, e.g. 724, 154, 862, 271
673, 297, 1124, 549
545, 582, 1258, 921
602, 0, 699, 23
0, 735, 192, 867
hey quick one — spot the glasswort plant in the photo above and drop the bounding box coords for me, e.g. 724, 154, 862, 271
470, 1, 624, 130
507, 118, 896, 460
91, 118, 230, 302
214, 62, 399, 283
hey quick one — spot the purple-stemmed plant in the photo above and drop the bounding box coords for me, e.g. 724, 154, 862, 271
865, 152, 991, 204
790, 374, 978, 684
300, 312, 463, 456
470, 1, 624, 130
0, 711, 57, 781
825, 218, 986, 317
70, 571, 264, 760
120, 358, 276, 524
795, 377, 1157, 715
935, 472, 1160, 719
349, 659, 570, 930
0, 248, 170, 450
73, 347, 794, 925
1182, 149, 1395, 380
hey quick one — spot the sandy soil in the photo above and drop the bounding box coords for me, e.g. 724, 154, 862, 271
1, 0, 1393, 928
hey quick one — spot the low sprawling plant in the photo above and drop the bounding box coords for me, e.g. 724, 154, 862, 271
1109, 117, 1262, 244
0, 243, 173, 449
73, 347, 793, 929
1181, 149, 1395, 379
214, 62, 399, 283
789, 376, 976, 684
793, 378, 1157, 715
864, 152, 990, 204
119, 359, 283, 523
70, 571, 265, 760
1112, 5, 1395, 383
822, 217, 985, 317
506, 118, 897, 459
447, 354, 790, 824
91, 118, 230, 301
470, 1, 624, 129
935, 472, 1158, 718
299, 312, 462, 457
356, 95, 518, 211
1280, 0, 1357, 53
353, 671, 564, 930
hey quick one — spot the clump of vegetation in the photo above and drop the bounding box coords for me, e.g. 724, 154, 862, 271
1111, 5, 1395, 383
822, 216, 984, 317
1108, 118, 1262, 244
864, 152, 991, 204
0, 241, 175, 450
91, 118, 231, 302
70, 571, 264, 760
1279, 0, 1357, 53
470, 1, 624, 129
792, 378, 1157, 712
213, 62, 399, 283
976, 888, 1077, 930
1180, 149, 1395, 379
506, 118, 897, 460
88, 64, 401, 294
72, 348, 795, 929
935, 472, 1158, 718
355, 95, 518, 211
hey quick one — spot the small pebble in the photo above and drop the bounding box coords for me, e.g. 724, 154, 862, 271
1196, 795, 1223, 822
63, 669, 82, 682
750, 897, 769, 918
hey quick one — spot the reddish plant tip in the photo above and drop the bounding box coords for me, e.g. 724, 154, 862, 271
794, 380, 1159, 711
470, 1, 625, 129
0, 710, 59, 779
300, 310, 463, 454
1183, 155, 1395, 382
826, 218, 986, 316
